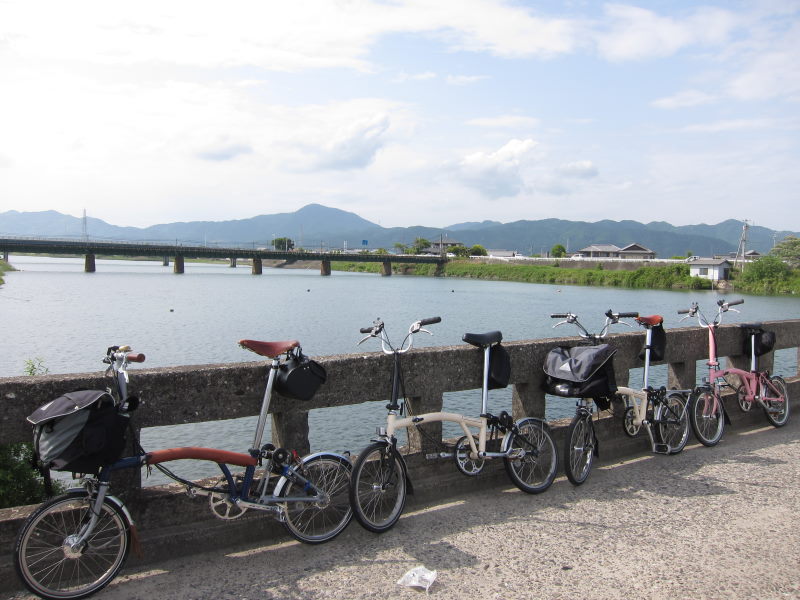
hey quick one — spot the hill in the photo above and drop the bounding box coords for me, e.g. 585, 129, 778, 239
0, 205, 795, 259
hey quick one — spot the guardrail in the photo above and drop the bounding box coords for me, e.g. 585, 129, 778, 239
1, 320, 798, 592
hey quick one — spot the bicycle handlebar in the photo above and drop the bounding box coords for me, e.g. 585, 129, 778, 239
126, 353, 146, 363
616, 312, 639, 318
551, 313, 570, 319
419, 316, 442, 326
677, 308, 690, 315
726, 298, 744, 307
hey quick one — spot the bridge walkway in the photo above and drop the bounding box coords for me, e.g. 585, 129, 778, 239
8, 418, 798, 600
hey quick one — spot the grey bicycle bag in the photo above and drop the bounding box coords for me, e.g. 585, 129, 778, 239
28, 390, 129, 474
542, 344, 618, 399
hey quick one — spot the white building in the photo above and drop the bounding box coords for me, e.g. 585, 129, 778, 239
689, 258, 732, 282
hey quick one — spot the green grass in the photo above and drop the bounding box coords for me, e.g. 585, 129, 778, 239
0, 259, 13, 285
332, 259, 711, 291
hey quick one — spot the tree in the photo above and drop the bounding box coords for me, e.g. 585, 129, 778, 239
449, 245, 471, 258
770, 235, 800, 269
393, 242, 410, 254
273, 237, 294, 251
550, 244, 567, 258
740, 255, 791, 282
412, 237, 431, 254
469, 244, 488, 256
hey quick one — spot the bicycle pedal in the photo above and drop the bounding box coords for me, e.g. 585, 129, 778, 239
653, 443, 670, 454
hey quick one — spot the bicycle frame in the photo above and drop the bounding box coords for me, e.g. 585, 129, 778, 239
615, 318, 692, 452
367, 321, 519, 461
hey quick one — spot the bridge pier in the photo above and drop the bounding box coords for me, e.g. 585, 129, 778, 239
320, 260, 331, 276
84, 254, 96, 273
435, 262, 445, 277
251, 258, 262, 275
381, 260, 392, 276
162, 256, 170, 266
173, 255, 184, 274
2, 251, 8, 262
229, 257, 237, 268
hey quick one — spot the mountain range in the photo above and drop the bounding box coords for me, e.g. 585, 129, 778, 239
0, 204, 795, 259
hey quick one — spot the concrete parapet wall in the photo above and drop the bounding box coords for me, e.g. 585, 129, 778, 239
2, 320, 799, 593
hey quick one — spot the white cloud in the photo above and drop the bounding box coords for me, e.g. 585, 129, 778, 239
557, 160, 598, 179
302, 114, 391, 171
445, 74, 488, 86
467, 115, 540, 129
392, 71, 438, 83
652, 90, 717, 109
680, 118, 777, 133
456, 138, 537, 198
595, 4, 739, 61
726, 22, 800, 101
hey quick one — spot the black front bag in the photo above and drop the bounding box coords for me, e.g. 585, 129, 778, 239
542, 343, 618, 399
28, 390, 129, 474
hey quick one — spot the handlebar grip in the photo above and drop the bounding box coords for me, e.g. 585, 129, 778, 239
359, 327, 373, 334
727, 299, 744, 306
677, 309, 690, 314
419, 317, 441, 326
126, 353, 146, 363
617, 312, 639, 318
551, 313, 569, 319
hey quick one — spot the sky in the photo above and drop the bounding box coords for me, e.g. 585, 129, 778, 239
0, 1, 799, 231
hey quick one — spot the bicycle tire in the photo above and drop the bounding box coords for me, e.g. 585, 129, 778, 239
280, 454, 353, 544
654, 392, 690, 454
14, 491, 130, 600
564, 412, 595, 485
349, 442, 407, 533
503, 418, 558, 494
763, 375, 790, 427
689, 387, 725, 446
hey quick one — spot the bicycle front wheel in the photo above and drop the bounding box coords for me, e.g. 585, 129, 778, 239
655, 392, 690, 454
690, 387, 725, 446
280, 454, 353, 544
565, 412, 595, 485
503, 418, 558, 494
763, 375, 790, 427
349, 442, 407, 533
14, 491, 131, 600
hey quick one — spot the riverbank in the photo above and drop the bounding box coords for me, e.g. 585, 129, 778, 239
331, 258, 800, 295
0, 259, 12, 284
332, 259, 713, 291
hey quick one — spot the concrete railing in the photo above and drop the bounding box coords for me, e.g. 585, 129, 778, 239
2, 320, 799, 592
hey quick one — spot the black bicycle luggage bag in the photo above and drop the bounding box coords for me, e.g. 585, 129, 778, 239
28, 390, 129, 473
275, 348, 327, 401
742, 327, 776, 357
542, 343, 618, 398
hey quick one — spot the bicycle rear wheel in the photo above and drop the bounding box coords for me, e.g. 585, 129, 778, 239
349, 442, 407, 533
565, 412, 595, 485
280, 454, 353, 544
763, 375, 790, 427
654, 392, 690, 454
503, 418, 558, 494
690, 387, 725, 446
14, 491, 130, 600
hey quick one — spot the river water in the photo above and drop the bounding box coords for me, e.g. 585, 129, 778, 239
3, 255, 798, 483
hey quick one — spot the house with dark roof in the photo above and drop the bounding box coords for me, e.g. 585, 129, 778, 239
575, 243, 656, 259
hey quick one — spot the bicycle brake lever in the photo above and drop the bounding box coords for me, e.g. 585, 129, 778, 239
357, 335, 374, 346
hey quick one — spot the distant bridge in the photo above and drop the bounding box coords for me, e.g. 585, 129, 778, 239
0, 237, 447, 276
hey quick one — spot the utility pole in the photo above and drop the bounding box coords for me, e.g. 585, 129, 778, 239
734, 219, 750, 271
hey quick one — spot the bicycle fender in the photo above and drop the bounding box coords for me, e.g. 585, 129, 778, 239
500, 417, 551, 452
63, 488, 135, 527
390, 445, 414, 496
272, 451, 352, 497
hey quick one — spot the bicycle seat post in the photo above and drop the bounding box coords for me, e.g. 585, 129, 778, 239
481, 344, 492, 416
252, 355, 280, 451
